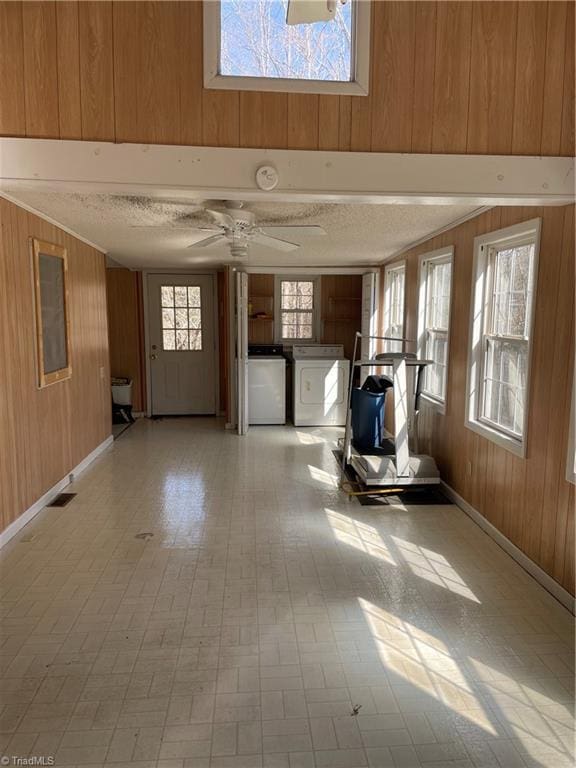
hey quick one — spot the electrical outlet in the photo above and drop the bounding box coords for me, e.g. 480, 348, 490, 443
99, 366, 106, 380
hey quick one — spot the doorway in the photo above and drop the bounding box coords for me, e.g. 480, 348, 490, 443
147, 273, 216, 415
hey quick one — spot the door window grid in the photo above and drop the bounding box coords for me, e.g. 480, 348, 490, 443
423, 258, 452, 401
383, 265, 405, 353
280, 280, 314, 340
161, 285, 203, 351
480, 243, 535, 438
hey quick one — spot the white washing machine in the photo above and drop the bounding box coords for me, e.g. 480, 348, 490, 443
291, 345, 350, 426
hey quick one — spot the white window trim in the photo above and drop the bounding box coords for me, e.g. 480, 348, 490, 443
382, 261, 406, 353
203, 0, 371, 96
274, 275, 320, 344
465, 218, 541, 458
417, 246, 454, 414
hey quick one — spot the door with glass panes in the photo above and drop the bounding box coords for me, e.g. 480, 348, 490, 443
147, 274, 216, 415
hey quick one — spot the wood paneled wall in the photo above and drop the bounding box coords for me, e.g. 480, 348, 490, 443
321, 275, 362, 360
0, 197, 111, 535
0, 1, 573, 156
381, 205, 575, 595
105, 268, 146, 412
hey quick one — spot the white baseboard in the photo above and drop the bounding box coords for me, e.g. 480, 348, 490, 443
0, 435, 113, 550
441, 481, 575, 614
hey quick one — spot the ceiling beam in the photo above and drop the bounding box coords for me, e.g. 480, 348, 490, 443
0, 139, 573, 207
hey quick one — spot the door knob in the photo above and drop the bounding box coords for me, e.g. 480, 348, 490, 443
150, 354, 157, 360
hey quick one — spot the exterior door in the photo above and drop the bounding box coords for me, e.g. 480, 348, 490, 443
148, 274, 216, 415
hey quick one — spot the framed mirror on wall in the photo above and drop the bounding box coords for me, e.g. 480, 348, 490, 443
31, 238, 71, 388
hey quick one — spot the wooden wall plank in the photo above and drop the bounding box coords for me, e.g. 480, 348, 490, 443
511, 2, 548, 155
78, 1, 115, 141
371, 1, 415, 153
0, 2, 25, 136
467, 2, 517, 154
338, 96, 352, 151
22, 1, 59, 138
179, 0, 204, 146
202, 91, 240, 147
287, 94, 319, 150
56, 1, 82, 140
114, 1, 182, 144
560, 0, 575, 157
431, 2, 473, 153
540, 2, 568, 156
411, 1, 437, 153
239, 93, 288, 149
318, 96, 341, 151
382, 204, 576, 596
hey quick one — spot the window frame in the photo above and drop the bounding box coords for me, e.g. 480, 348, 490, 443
203, 0, 371, 96
417, 247, 454, 413
274, 275, 320, 343
465, 218, 541, 458
31, 238, 72, 388
382, 261, 406, 353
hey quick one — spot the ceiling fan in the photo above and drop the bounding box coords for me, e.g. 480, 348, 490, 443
132, 202, 326, 259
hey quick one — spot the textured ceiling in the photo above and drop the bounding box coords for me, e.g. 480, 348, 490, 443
3, 190, 481, 268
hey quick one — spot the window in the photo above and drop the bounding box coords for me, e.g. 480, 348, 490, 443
32, 238, 71, 388
161, 285, 202, 351
382, 263, 405, 352
204, 0, 370, 95
466, 219, 540, 457
417, 248, 453, 408
275, 277, 318, 342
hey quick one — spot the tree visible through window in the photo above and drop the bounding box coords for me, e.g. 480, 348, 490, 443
481, 243, 535, 436
280, 280, 314, 339
422, 257, 452, 402
220, 0, 353, 82
161, 286, 202, 351
383, 264, 405, 353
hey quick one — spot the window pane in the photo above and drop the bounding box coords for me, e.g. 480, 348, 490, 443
482, 338, 527, 436
175, 308, 188, 329
163, 330, 175, 350
162, 308, 174, 329
188, 287, 201, 306
490, 243, 534, 338
161, 286, 174, 306
175, 286, 188, 307
189, 308, 202, 329
189, 330, 202, 351
220, 0, 353, 82
176, 330, 189, 350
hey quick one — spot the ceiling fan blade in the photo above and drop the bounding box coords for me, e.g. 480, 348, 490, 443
261, 225, 327, 238
251, 232, 300, 252
206, 209, 235, 229
187, 233, 228, 249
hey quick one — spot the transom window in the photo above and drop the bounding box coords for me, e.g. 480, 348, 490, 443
276, 278, 318, 341
418, 250, 453, 407
204, 0, 370, 95
383, 263, 405, 353
161, 285, 202, 351
466, 219, 540, 457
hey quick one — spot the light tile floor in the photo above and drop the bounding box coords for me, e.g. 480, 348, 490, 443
0, 418, 573, 768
